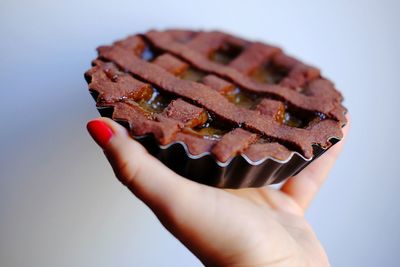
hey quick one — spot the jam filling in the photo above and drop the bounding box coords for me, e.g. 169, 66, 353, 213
133, 86, 319, 131
189, 114, 233, 140
222, 87, 319, 128
135, 87, 175, 114
124, 86, 232, 139
141, 45, 156, 61
225, 87, 260, 109
250, 63, 288, 84
126, 42, 323, 141
210, 43, 243, 65
283, 108, 322, 128
283, 111, 306, 128
180, 67, 207, 82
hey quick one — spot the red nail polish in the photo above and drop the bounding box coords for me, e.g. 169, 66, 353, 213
87, 120, 114, 148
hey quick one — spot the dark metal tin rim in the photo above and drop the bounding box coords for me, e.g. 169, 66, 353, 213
96, 105, 343, 188
133, 131, 341, 188
155, 136, 341, 166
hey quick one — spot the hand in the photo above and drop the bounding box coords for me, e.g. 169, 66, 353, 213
87, 115, 349, 267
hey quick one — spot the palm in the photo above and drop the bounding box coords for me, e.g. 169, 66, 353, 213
88, 115, 349, 266
204, 187, 329, 266
162, 184, 328, 266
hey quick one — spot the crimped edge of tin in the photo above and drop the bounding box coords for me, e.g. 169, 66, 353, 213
156, 136, 341, 167
95, 104, 344, 187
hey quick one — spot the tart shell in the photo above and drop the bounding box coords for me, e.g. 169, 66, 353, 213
86, 29, 346, 188
96, 105, 342, 188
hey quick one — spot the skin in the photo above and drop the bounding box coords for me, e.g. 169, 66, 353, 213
87, 115, 350, 267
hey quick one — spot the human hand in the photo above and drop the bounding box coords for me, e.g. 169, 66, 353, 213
87, 115, 349, 267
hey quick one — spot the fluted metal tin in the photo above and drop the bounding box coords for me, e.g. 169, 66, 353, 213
97, 105, 341, 189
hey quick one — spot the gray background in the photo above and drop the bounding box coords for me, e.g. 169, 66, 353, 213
1, 0, 399, 266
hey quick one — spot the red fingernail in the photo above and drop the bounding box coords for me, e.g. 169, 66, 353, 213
87, 120, 114, 148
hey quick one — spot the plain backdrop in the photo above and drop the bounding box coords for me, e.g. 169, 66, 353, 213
1, 0, 399, 266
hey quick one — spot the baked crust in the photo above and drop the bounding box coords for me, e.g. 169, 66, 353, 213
85, 29, 346, 162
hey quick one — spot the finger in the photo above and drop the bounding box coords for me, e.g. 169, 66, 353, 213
87, 117, 208, 220
280, 114, 350, 211
86, 118, 254, 264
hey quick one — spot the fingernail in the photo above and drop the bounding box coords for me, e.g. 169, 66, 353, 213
87, 120, 114, 148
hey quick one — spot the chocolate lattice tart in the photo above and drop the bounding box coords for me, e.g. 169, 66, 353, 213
84, 29, 347, 188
